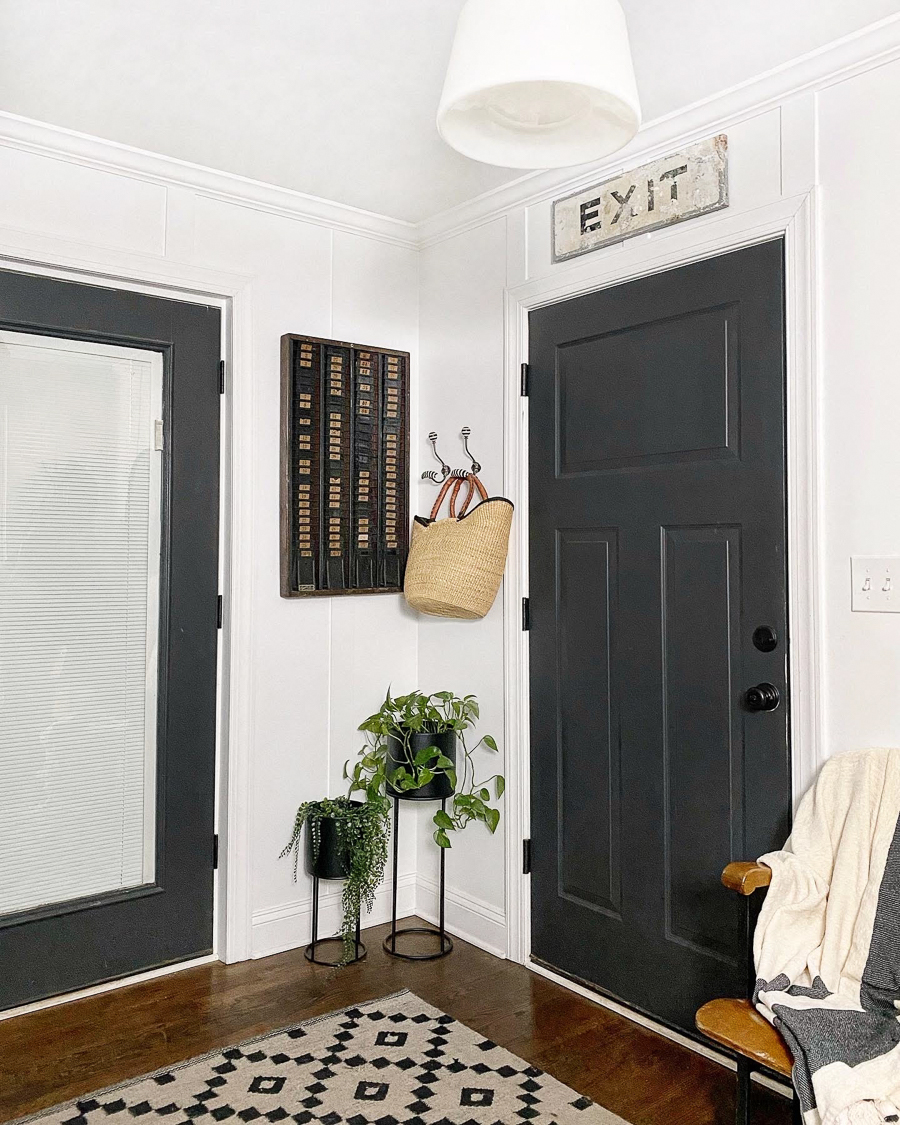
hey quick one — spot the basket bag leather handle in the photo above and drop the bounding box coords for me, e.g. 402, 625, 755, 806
454, 473, 488, 516
428, 473, 488, 521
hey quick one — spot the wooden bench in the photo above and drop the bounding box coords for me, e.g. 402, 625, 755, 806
695, 862, 801, 1125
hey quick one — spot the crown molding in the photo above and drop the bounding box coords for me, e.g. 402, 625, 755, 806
0, 110, 419, 251
415, 11, 900, 247
1, 11, 898, 254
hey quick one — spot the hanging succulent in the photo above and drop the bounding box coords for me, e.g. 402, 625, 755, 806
280, 796, 389, 966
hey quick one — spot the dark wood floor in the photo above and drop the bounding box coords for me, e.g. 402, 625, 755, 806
0, 916, 789, 1125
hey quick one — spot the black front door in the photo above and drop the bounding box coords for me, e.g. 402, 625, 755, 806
0, 270, 220, 1009
528, 240, 790, 1034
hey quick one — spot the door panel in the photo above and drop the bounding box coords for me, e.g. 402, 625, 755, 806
559, 303, 739, 474
662, 525, 743, 961
0, 270, 220, 1009
557, 528, 620, 917
529, 240, 790, 1034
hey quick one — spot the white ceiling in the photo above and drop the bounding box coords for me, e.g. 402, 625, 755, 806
0, 0, 897, 223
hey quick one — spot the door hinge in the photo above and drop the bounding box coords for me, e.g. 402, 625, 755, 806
522, 839, 532, 875
213, 834, 219, 870
218, 359, 225, 395
520, 362, 530, 397
522, 596, 530, 631
217, 594, 223, 629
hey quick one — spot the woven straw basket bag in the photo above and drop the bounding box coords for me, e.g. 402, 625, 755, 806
404, 474, 513, 619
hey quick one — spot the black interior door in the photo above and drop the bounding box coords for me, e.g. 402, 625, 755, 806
0, 270, 220, 1009
528, 240, 791, 1034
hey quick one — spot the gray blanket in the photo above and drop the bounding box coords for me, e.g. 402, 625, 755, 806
754, 747, 900, 1125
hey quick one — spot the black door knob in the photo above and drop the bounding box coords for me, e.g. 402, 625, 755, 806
744, 683, 780, 713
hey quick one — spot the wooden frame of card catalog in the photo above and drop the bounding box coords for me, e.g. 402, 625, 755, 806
280, 333, 410, 597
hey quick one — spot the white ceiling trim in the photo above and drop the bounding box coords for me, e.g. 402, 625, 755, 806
416, 10, 900, 246
0, 10, 898, 255
0, 109, 419, 251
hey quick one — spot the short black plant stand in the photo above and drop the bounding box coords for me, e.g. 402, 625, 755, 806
304, 811, 366, 967
383, 731, 455, 961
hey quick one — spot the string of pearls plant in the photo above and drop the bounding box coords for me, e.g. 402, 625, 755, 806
280, 796, 389, 965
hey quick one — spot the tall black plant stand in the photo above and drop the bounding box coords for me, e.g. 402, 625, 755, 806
305, 875, 367, 966
383, 795, 453, 960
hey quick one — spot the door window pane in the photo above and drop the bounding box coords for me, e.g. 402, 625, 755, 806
0, 330, 162, 916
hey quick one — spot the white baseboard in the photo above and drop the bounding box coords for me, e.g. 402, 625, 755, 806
250, 871, 417, 959
415, 876, 508, 959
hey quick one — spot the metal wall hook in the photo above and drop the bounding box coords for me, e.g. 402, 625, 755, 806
460, 426, 481, 474
421, 431, 451, 483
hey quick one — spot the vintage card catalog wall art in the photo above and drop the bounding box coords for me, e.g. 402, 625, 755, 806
552, 134, 728, 262
280, 334, 409, 597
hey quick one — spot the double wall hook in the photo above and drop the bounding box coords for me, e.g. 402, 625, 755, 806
421, 427, 484, 483
421, 431, 451, 483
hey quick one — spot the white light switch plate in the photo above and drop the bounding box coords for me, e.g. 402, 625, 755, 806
851, 556, 900, 612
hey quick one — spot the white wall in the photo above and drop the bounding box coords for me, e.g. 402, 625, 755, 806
818, 61, 900, 754
0, 136, 421, 960
181, 201, 422, 957
415, 217, 511, 955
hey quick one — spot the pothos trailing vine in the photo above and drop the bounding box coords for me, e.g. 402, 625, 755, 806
345, 689, 504, 848
280, 796, 389, 965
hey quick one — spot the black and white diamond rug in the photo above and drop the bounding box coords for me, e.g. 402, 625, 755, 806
16, 991, 627, 1125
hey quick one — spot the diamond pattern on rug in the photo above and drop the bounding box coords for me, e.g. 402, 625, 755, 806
23, 991, 627, 1125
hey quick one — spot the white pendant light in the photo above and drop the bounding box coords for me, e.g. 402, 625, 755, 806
437, 0, 641, 169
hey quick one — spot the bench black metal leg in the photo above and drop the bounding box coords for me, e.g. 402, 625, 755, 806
736, 1059, 752, 1125
791, 1092, 803, 1125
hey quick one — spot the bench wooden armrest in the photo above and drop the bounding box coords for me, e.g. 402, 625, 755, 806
722, 861, 771, 896
696, 999, 793, 1078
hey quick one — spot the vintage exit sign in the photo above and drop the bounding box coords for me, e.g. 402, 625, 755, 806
552, 134, 728, 262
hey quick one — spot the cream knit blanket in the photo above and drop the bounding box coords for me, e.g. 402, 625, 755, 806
755, 747, 900, 1125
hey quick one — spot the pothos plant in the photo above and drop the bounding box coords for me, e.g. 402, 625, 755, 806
345, 689, 504, 848
280, 796, 389, 965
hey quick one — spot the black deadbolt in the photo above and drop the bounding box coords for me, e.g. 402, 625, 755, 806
752, 625, 778, 653
744, 683, 781, 713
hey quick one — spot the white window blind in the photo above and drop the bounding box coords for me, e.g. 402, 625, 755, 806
0, 330, 162, 917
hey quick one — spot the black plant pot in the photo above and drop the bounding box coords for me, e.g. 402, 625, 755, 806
386, 730, 457, 801
305, 802, 364, 879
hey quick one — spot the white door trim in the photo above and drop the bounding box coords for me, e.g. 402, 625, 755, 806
0, 229, 257, 966
502, 190, 822, 965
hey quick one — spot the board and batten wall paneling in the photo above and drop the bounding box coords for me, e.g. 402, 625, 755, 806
0, 145, 167, 254
415, 217, 509, 955
196, 199, 421, 956
187, 199, 421, 955
818, 58, 900, 756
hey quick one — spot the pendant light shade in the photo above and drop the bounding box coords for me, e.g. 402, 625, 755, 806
437, 0, 641, 169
